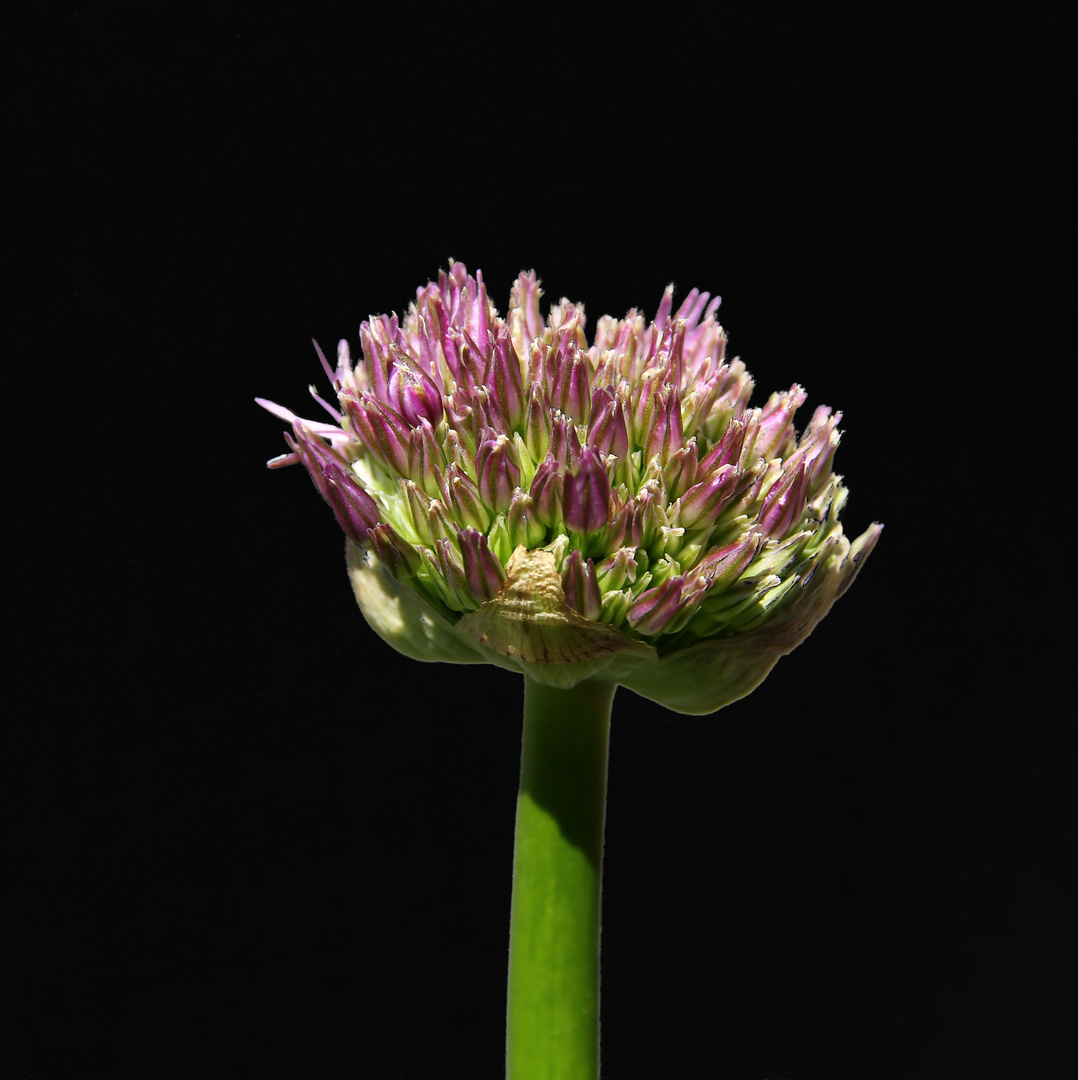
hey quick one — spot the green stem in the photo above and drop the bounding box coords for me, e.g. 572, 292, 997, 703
506, 675, 617, 1080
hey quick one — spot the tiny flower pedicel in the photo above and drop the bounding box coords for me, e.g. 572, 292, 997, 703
259, 262, 881, 1078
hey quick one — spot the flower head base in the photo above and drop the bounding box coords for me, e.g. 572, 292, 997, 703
259, 263, 881, 711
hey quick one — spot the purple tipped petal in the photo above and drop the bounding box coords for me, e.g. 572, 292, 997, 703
312, 338, 337, 388
256, 399, 350, 453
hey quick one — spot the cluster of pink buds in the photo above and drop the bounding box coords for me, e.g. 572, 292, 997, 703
260, 263, 880, 703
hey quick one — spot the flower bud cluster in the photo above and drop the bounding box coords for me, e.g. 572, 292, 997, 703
260, 262, 881, 650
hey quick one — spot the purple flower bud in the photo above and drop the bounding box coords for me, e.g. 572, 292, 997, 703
400, 479, 434, 545
469, 270, 491, 349
599, 498, 632, 550
427, 498, 456, 544
411, 313, 442, 392
445, 387, 483, 458
664, 441, 699, 501
642, 386, 685, 465
321, 461, 380, 544
663, 387, 684, 459
595, 547, 640, 592
458, 527, 507, 605
695, 531, 762, 590
430, 294, 463, 384
561, 550, 603, 621
678, 464, 739, 529
283, 422, 342, 500
368, 522, 421, 580
443, 428, 472, 479
631, 487, 663, 549
529, 456, 565, 528
551, 349, 592, 425
475, 432, 521, 513
784, 406, 842, 493
627, 575, 688, 635
389, 353, 444, 428
549, 411, 583, 470
457, 330, 489, 388
655, 318, 686, 383
725, 457, 770, 521
443, 464, 492, 532
509, 269, 544, 349
343, 390, 412, 476
630, 369, 663, 449
759, 460, 810, 539
432, 537, 473, 610
523, 382, 552, 463
756, 384, 808, 459
563, 448, 611, 536
506, 487, 547, 548
485, 324, 526, 431
358, 320, 391, 402
587, 387, 630, 461
407, 418, 445, 498
699, 417, 750, 474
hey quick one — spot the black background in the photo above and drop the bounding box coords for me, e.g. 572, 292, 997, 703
8, 2, 1071, 1077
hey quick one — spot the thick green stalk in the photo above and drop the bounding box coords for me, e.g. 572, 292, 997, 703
506, 675, 617, 1080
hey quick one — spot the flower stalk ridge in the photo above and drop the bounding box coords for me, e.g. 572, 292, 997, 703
259, 263, 881, 711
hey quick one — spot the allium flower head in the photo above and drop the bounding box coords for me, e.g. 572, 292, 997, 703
259, 262, 881, 712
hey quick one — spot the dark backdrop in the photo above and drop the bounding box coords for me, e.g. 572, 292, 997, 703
8, 3, 1070, 1077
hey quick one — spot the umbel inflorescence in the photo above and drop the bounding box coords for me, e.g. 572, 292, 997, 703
259, 262, 880, 711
